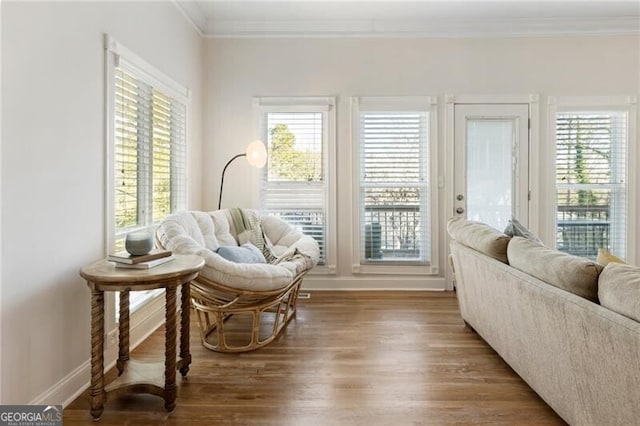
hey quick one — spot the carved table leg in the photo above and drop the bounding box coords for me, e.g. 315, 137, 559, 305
164, 287, 177, 412
90, 289, 105, 420
179, 282, 191, 377
117, 290, 130, 375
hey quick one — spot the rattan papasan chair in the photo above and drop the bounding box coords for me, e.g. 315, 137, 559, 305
156, 209, 319, 352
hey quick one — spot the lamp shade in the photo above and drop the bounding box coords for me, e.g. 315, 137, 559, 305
245, 140, 267, 168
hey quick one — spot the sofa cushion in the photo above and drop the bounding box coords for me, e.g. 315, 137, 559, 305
598, 263, 640, 322
503, 218, 543, 244
507, 236, 602, 302
447, 217, 510, 263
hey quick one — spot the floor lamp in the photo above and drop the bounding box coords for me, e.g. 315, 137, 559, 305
218, 140, 267, 209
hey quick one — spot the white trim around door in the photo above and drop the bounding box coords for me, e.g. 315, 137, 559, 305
444, 94, 539, 290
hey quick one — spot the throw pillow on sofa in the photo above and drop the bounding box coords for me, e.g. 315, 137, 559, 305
447, 217, 511, 263
507, 236, 602, 302
503, 218, 543, 244
598, 262, 640, 322
596, 248, 626, 267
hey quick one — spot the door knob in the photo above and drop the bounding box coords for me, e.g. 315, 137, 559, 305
456, 207, 465, 214
456, 194, 464, 201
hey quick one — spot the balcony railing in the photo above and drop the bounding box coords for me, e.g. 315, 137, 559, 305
277, 204, 611, 262
556, 205, 610, 259
270, 211, 326, 264
364, 205, 421, 260
556, 221, 609, 259
557, 205, 609, 221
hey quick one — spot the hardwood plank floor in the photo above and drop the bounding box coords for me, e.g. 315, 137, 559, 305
64, 291, 565, 425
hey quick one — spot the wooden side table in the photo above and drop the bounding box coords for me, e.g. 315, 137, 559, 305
80, 254, 204, 421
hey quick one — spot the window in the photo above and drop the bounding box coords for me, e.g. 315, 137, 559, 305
106, 36, 189, 311
352, 97, 438, 274
253, 97, 336, 273
113, 68, 187, 247
551, 96, 635, 260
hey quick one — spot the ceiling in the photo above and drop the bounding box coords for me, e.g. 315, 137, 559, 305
174, 0, 640, 38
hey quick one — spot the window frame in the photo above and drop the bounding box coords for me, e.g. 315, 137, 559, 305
351, 96, 439, 275
252, 96, 337, 275
548, 95, 637, 263
104, 35, 191, 319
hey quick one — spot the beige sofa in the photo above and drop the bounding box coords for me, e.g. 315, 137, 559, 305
448, 217, 640, 425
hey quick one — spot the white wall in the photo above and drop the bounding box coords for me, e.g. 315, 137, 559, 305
1, 1, 203, 404
204, 36, 639, 288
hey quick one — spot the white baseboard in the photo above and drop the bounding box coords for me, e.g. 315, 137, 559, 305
30, 294, 167, 407
302, 276, 447, 291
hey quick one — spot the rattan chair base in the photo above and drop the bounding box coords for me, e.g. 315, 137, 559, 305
190, 272, 306, 352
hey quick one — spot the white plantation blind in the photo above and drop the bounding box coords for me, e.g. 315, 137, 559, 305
107, 36, 189, 317
261, 111, 327, 263
113, 64, 186, 249
555, 111, 627, 259
359, 110, 430, 263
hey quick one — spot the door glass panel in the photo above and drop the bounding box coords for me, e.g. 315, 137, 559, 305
466, 119, 514, 231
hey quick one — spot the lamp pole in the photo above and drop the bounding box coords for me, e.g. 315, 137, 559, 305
218, 153, 246, 210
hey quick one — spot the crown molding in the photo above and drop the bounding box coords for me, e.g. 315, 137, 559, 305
199, 16, 638, 38
172, 1, 639, 39
172, 0, 206, 37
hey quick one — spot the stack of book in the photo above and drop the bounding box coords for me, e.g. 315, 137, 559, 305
108, 249, 173, 269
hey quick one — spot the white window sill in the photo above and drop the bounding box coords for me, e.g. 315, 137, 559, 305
352, 263, 439, 275
309, 264, 337, 275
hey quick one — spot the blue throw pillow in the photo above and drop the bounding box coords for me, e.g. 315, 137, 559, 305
216, 243, 267, 264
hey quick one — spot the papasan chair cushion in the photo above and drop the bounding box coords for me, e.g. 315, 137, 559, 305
156, 209, 319, 292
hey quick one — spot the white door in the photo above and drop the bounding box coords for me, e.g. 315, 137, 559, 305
454, 104, 529, 231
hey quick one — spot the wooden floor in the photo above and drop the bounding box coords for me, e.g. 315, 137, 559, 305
65, 291, 564, 425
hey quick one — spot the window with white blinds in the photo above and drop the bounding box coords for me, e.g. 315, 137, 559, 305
353, 97, 436, 269
555, 110, 627, 259
106, 36, 189, 314
260, 110, 328, 264
113, 63, 187, 251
